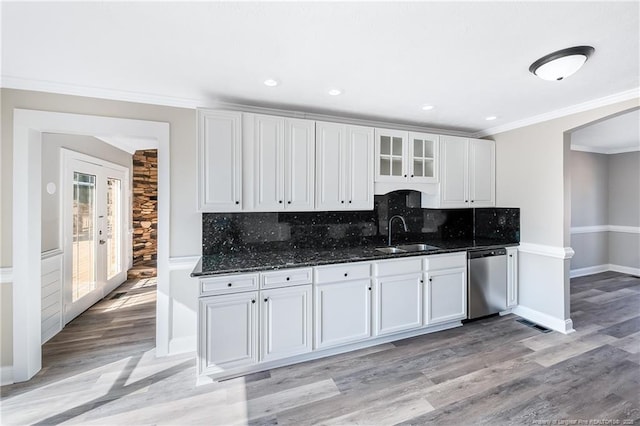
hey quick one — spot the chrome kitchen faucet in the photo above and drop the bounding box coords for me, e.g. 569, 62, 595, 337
388, 215, 408, 246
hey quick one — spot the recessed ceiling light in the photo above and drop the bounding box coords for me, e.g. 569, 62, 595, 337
421, 105, 435, 111
264, 79, 279, 87
328, 89, 342, 96
485, 116, 498, 121
529, 46, 595, 81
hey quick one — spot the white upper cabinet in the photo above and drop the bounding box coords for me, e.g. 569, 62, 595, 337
375, 128, 439, 184
375, 128, 408, 181
408, 132, 439, 183
316, 121, 374, 210
423, 135, 495, 208
245, 113, 315, 211
469, 138, 496, 207
440, 135, 469, 208
197, 109, 494, 212
197, 110, 243, 212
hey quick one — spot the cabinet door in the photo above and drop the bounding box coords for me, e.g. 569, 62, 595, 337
440, 135, 469, 208
425, 267, 467, 325
346, 125, 374, 210
198, 110, 242, 211
375, 128, 408, 181
314, 279, 372, 349
506, 247, 518, 308
254, 114, 285, 210
408, 132, 439, 183
315, 121, 346, 210
373, 273, 423, 336
285, 118, 315, 211
260, 285, 312, 362
199, 292, 258, 375
469, 139, 495, 207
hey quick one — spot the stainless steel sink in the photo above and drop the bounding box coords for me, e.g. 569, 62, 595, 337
375, 244, 440, 254
396, 243, 440, 252
375, 247, 407, 254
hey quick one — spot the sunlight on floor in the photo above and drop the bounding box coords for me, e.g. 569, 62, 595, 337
102, 292, 156, 312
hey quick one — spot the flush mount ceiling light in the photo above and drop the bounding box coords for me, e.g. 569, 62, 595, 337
485, 116, 498, 121
263, 79, 279, 87
421, 105, 435, 111
529, 46, 595, 81
328, 88, 342, 96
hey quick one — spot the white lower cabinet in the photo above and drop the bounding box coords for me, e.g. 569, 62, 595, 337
506, 247, 518, 308
199, 291, 258, 375
260, 285, 312, 362
373, 273, 423, 336
198, 252, 471, 380
424, 267, 467, 325
314, 278, 372, 349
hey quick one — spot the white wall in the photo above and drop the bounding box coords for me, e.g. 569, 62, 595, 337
491, 98, 639, 333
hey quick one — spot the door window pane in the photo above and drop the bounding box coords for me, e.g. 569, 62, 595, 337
72, 172, 96, 302
107, 177, 122, 280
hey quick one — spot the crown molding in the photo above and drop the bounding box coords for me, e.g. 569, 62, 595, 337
2, 75, 473, 137
205, 101, 473, 137
571, 144, 640, 154
4, 75, 637, 141
474, 88, 640, 138
1, 75, 205, 109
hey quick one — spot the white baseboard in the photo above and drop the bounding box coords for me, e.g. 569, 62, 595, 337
168, 335, 196, 355
1, 366, 14, 386
511, 305, 575, 334
610, 264, 640, 276
571, 264, 640, 278
571, 225, 640, 234
570, 264, 610, 278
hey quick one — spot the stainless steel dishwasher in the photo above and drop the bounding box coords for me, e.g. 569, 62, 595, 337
467, 248, 507, 319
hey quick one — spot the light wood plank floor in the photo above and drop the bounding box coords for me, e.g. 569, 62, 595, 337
2, 272, 639, 425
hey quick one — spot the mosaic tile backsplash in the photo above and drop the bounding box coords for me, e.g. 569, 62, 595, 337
202, 191, 519, 255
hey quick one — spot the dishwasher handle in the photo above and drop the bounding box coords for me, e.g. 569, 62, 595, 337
468, 248, 507, 259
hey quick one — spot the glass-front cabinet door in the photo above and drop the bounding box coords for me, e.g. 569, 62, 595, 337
375, 128, 439, 183
375, 128, 408, 181
408, 132, 439, 183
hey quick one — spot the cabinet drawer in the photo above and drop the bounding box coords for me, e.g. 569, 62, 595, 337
374, 257, 422, 276
261, 268, 312, 289
424, 252, 467, 271
200, 273, 259, 296
314, 263, 371, 284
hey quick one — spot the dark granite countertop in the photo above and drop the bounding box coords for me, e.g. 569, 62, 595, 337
191, 239, 519, 277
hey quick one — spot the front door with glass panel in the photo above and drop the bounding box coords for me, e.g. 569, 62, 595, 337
63, 150, 129, 324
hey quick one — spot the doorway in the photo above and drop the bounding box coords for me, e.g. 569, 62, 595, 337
12, 109, 169, 382
62, 149, 130, 324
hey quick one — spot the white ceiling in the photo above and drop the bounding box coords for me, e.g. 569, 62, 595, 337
1, 2, 639, 135
571, 109, 640, 153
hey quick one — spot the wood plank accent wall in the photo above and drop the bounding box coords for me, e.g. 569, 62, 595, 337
132, 150, 158, 266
